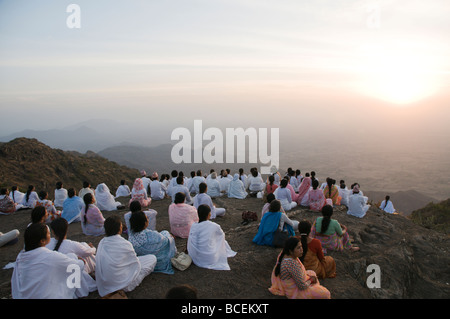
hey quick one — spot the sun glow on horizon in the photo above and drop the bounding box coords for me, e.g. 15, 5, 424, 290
355, 44, 441, 106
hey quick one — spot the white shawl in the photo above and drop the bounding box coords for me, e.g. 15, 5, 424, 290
11, 247, 95, 299
95, 235, 142, 297
187, 221, 236, 270
95, 183, 121, 211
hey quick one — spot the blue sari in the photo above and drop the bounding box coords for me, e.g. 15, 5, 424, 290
129, 229, 177, 274
253, 211, 295, 247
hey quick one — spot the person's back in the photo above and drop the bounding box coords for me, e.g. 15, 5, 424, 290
347, 186, 370, 218
54, 182, 68, 208
380, 196, 395, 214
96, 216, 157, 297
169, 193, 198, 238
11, 223, 96, 299
128, 211, 176, 274
150, 178, 166, 200
206, 174, 221, 197
62, 194, 84, 224
187, 205, 236, 270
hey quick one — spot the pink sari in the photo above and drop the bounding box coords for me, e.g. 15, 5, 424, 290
308, 189, 326, 212
129, 178, 151, 207
295, 177, 311, 205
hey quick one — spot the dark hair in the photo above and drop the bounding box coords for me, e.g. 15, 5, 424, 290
268, 175, 274, 185
24, 222, 49, 252
176, 176, 184, 185
251, 170, 258, 177
171, 170, 178, 178
312, 179, 319, 189
83, 193, 94, 225
55, 181, 63, 189
321, 205, 333, 234
266, 193, 276, 203
274, 236, 300, 277
83, 181, 90, 188
239, 168, 244, 176
130, 200, 142, 213
26, 185, 34, 202
120, 180, 126, 185
50, 217, 68, 251
174, 192, 186, 204
197, 204, 211, 222
280, 179, 288, 188
385, 195, 390, 205
104, 215, 122, 236
196, 170, 202, 176
269, 199, 281, 213
0, 188, 7, 195
326, 178, 333, 197
199, 182, 207, 194
129, 211, 147, 233
298, 220, 312, 263
67, 188, 75, 198
38, 190, 48, 200
31, 206, 47, 224
11, 186, 18, 202
165, 284, 198, 299
190, 171, 195, 178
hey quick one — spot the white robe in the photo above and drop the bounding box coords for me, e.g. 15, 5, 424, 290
380, 200, 396, 214
191, 176, 206, 194
149, 180, 166, 200
187, 221, 236, 270
193, 193, 225, 219
347, 193, 370, 218
219, 176, 232, 194
338, 187, 350, 207
54, 188, 68, 207
95, 183, 121, 211
11, 247, 96, 299
9, 190, 25, 205
206, 178, 222, 198
95, 235, 157, 297
170, 184, 192, 204
115, 185, 131, 198
246, 176, 265, 192
227, 175, 248, 199
46, 238, 96, 274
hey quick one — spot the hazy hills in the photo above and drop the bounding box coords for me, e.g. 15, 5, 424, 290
0, 137, 139, 194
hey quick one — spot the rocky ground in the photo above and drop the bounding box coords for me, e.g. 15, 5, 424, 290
1, 195, 450, 300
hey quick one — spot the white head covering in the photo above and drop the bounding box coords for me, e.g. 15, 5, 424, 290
95, 183, 120, 211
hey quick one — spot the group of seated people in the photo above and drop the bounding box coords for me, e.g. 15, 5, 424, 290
1, 165, 399, 299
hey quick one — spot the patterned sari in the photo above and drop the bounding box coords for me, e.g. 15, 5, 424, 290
310, 220, 352, 254
269, 256, 330, 299
308, 189, 326, 212
323, 185, 341, 205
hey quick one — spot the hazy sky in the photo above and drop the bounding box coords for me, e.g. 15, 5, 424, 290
0, 0, 449, 139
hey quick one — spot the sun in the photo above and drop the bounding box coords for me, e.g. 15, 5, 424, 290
356, 45, 439, 106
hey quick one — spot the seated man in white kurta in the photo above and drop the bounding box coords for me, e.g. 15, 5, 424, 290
193, 182, 225, 219
11, 223, 97, 299
187, 205, 236, 271
347, 185, 370, 218
95, 215, 157, 297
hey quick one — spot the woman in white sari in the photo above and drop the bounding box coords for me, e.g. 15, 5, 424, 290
95, 183, 122, 211
187, 205, 236, 270
96, 216, 157, 297
227, 174, 248, 199
11, 223, 97, 299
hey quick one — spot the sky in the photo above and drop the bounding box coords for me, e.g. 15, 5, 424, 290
0, 0, 449, 141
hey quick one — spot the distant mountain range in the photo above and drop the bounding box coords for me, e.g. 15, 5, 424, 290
0, 137, 139, 195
